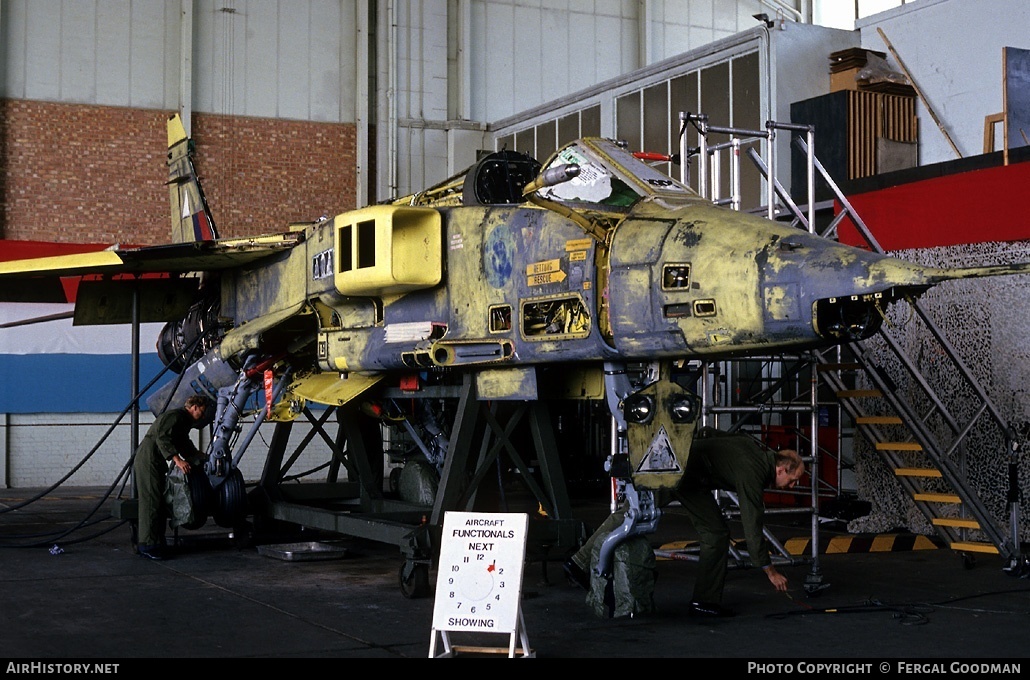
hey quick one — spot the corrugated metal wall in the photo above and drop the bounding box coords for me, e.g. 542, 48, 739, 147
1, 0, 359, 124
0, 0, 780, 199
4, 0, 1030, 191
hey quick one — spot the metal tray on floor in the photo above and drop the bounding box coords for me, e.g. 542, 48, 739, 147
257, 541, 349, 562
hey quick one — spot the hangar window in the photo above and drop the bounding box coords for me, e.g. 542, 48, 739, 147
521, 295, 590, 340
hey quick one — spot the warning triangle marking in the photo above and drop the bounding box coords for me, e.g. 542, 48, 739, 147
635, 425, 682, 473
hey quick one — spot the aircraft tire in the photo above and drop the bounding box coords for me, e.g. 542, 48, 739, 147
213, 468, 247, 528
182, 469, 211, 530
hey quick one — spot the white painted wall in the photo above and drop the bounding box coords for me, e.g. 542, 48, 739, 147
464, 0, 774, 124
2, 0, 180, 108
394, 1, 452, 197
858, 0, 1030, 165
190, 0, 357, 122
3, 412, 344, 488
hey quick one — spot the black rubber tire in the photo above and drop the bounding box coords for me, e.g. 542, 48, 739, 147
213, 468, 247, 528
182, 469, 211, 530
399, 561, 431, 599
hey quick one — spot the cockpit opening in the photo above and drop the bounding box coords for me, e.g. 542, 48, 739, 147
462, 149, 541, 205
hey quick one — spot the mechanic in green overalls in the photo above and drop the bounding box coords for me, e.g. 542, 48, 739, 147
564, 429, 805, 617
133, 395, 212, 560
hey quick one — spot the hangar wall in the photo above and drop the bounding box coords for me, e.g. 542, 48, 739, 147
2, 0, 1027, 209
0, 413, 337, 488
395, 0, 780, 200
0, 102, 356, 244
0, 0, 786, 212
0, 0, 360, 123
490, 22, 858, 206
856, 0, 1030, 165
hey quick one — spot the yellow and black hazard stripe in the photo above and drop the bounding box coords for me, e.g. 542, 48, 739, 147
784, 534, 941, 556
657, 534, 942, 560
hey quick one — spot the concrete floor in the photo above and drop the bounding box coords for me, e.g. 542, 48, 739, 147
1, 486, 1028, 662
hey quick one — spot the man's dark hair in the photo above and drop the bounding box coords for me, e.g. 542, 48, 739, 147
184, 395, 212, 410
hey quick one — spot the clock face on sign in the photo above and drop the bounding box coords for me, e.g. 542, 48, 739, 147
432, 512, 528, 634
448, 555, 500, 606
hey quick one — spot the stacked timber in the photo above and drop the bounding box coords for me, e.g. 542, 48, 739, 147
829, 47, 917, 97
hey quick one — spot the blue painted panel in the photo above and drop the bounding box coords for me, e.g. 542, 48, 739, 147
0, 354, 169, 413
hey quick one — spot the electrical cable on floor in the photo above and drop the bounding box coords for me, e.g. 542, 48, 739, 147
0, 458, 134, 549
769, 590, 933, 624
926, 586, 1030, 612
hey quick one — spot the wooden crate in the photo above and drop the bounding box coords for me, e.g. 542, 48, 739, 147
846, 90, 917, 179
791, 90, 918, 201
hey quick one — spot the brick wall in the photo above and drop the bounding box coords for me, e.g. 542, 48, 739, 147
0, 101, 167, 244
0, 100, 357, 245
190, 114, 358, 238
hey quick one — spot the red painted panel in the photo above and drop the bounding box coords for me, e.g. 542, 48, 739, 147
0, 240, 110, 302
836, 161, 1030, 251
0, 240, 109, 261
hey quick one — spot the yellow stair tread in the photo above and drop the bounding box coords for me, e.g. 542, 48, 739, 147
856, 415, 904, 425
933, 517, 981, 529
949, 541, 999, 554
837, 389, 883, 398
913, 492, 961, 503
895, 467, 943, 477
877, 441, 924, 451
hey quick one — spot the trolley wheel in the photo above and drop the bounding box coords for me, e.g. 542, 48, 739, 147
389, 466, 402, 495
1003, 556, 1030, 578
399, 561, 431, 599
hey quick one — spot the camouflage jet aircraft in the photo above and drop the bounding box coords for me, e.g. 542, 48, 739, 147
2, 114, 1027, 595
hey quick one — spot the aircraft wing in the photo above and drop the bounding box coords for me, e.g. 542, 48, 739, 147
0, 233, 303, 304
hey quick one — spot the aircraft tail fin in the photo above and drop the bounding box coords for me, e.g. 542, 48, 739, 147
167, 114, 219, 244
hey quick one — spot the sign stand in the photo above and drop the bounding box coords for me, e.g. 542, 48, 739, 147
429, 511, 534, 658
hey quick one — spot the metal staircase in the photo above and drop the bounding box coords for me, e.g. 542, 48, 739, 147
682, 113, 1024, 569
799, 137, 1024, 567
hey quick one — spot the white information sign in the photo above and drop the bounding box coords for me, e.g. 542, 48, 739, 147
429, 511, 535, 657
432, 511, 528, 633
